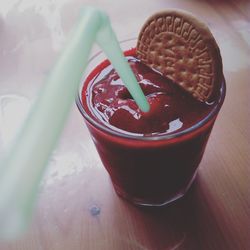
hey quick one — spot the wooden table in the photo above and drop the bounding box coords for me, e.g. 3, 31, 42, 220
0, 0, 249, 249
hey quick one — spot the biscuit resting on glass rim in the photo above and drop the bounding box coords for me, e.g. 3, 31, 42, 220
136, 10, 223, 102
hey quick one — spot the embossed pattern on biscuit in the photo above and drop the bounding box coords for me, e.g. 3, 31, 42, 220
137, 10, 223, 102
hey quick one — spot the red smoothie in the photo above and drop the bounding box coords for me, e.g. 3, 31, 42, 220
77, 48, 225, 206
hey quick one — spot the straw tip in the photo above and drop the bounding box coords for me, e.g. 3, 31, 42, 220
140, 101, 150, 113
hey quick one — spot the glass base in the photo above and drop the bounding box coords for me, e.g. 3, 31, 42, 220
112, 171, 198, 207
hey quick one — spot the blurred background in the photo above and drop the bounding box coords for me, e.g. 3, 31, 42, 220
0, 0, 249, 249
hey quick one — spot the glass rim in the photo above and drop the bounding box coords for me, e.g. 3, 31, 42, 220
76, 39, 226, 141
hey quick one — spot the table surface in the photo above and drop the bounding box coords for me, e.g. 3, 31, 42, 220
0, 0, 249, 249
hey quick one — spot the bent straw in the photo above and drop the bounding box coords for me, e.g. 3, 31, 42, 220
0, 7, 149, 239
96, 13, 149, 112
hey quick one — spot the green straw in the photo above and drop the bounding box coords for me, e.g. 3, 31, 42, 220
0, 7, 149, 239
96, 13, 149, 112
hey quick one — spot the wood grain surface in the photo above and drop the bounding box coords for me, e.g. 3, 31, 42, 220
0, 0, 249, 249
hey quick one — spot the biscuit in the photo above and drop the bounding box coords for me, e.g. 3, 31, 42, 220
136, 10, 223, 102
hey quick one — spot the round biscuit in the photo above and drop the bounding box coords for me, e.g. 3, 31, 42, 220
136, 10, 223, 102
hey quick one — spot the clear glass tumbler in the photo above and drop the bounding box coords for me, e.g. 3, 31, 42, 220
76, 39, 226, 206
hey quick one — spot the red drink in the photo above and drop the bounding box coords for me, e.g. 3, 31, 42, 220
77, 42, 225, 206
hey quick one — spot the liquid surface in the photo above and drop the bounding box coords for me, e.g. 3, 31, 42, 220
82, 54, 215, 136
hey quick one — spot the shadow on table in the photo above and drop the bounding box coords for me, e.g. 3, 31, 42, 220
120, 175, 233, 250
